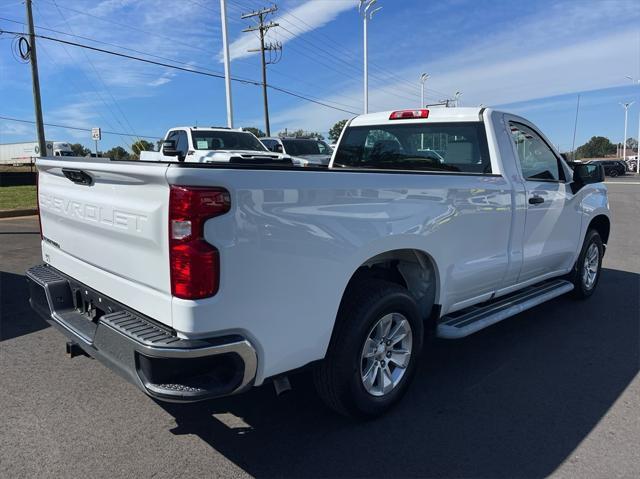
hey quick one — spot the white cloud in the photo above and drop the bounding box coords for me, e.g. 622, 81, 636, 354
226, 0, 355, 61
0, 121, 32, 137
34, 0, 215, 90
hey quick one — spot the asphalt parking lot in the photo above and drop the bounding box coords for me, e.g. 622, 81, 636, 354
1, 179, 639, 478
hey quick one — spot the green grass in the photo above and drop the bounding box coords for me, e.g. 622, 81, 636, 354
0, 185, 37, 210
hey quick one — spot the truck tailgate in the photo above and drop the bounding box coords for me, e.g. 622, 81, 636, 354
37, 158, 173, 325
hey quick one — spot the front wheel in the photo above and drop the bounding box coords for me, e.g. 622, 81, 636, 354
609, 169, 619, 177
314, 279, 424, 418
569, 229, 603, 299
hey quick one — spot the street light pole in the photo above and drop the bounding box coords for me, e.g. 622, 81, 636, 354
359, 0, 381, 114
620, 101, 634, 165
571, 94, 580, 161
454, 91, 462, 107
220, 0, 233, 128
626, 76, 640, 174
363, 10, 368, 114
420, 73, 429, 107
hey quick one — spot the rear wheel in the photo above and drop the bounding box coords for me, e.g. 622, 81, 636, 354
569, 229, 603, 299
314, 279, 424, 418
609, 169, 619, 177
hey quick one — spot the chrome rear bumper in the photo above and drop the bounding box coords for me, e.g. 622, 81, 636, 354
26, 264, 257, 402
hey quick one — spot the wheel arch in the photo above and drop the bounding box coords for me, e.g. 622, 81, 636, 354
339, 248, 441, 327
588, 214, 610, 245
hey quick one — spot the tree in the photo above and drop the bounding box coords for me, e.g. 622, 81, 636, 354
243, 127, 265, 138
69, 143, 90, 157
103, 146, 130, 160
575, 136, 616, 159
278, 129, 325, 140
625, 137, 638, 150
329, 119, 348, 142
131, 139, 154, 158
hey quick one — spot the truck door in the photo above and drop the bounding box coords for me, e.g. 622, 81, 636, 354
507, 121, 581, 283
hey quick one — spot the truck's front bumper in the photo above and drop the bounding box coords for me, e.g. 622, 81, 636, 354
26, 264, 257, 403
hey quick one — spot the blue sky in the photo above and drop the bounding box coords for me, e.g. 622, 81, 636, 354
1, 0, 639, 152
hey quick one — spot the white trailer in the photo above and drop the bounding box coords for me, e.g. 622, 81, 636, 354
0, 141, 74, 165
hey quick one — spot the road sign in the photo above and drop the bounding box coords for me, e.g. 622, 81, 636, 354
91, 127, 101, 141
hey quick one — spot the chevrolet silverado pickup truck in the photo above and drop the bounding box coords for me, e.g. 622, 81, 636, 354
27, 108, 609, 417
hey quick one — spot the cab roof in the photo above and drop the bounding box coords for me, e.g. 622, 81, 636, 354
170, 126, 246, 132
349, 107, 487, 127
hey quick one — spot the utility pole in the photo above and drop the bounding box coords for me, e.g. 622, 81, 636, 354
220, 0, 233, 128
420, 73, 429, 107
25, 0, 46, 157
242, 5, 280, 136
620, 101, 634, 163
359, 0, 382, 114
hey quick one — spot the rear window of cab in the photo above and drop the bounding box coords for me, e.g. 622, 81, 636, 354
333, 122, 492, 174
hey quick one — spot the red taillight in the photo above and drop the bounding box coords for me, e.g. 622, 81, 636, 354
389, 109, 429, 120
169, 186, 230, 299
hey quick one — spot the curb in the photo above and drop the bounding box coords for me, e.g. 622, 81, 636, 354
0, 208, 38, 219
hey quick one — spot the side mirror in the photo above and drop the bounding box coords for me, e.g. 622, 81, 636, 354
571, 163, 604, 193
162, 140, 184, 162
274, 144, 283, 153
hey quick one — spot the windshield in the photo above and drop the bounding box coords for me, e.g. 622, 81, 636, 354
191, 131, 267, 151
59, 151, 75, 156
333, 122, 491, 174
282, 139, 330, 156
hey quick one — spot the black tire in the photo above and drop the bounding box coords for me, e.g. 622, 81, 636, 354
314, 278, 424, 418
609, 169, 618, 177
568, 229, 603, 299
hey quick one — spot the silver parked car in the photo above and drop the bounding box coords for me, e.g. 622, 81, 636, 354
261, 137, 333, 166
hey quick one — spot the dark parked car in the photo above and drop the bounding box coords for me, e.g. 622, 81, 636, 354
588, 160, 626, 177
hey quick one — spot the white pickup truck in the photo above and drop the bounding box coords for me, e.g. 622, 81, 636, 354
139, 126, 307, 166
27, 108, 609, 417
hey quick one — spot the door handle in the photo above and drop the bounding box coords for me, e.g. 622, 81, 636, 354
528, 196, 544, 205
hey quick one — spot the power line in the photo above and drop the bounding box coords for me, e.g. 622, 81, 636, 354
0, 28, 358, 115
4, 10, 368, 113
23, 8, 137, 148
0, 115, 161, 139
260, 3, 450, 101
25, 1, 453, 107
231, 0, 453, 101
35, 0, 217, 56
275, 23, 422, 105
228, 6, 443, 104
49, 0, 141, 145
0, 17, 362, 113
1, 15, 362, 113
0, 16, 246, 80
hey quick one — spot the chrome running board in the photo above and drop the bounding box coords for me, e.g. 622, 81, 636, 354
437, 279, 574, 339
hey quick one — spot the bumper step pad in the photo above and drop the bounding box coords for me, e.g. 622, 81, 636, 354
100, 311, 179, 348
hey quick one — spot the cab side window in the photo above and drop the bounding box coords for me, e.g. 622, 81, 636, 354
164, 131, 178, 153
176, 131, 189, 155
509, 122, 562, 181
317, 142, 330, 154
262, 139, 276, 151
